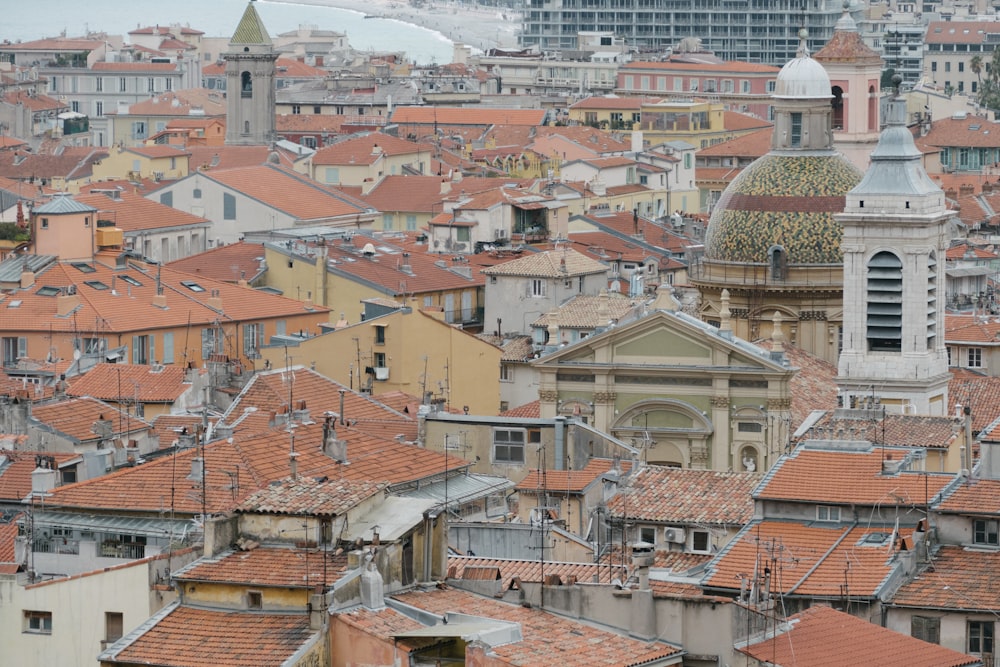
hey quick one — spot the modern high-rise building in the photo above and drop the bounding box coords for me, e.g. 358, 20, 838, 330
520, 0, 862, 65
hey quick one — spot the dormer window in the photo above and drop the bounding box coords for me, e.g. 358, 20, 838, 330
816, 505, 840, 522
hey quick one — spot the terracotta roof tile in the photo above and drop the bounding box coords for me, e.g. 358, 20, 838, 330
740, 605, 980, 667
80, 189, 207, 234
67, 363, 190, 403
950, 369, 1000, 432
0, 449, 75, 502
755, 340, 839, 429
892, 545, 1000, 611
390, 107, 547, 126
945, 313, 1000, 344
343, 586, 682, 665
606, 466, 759, 525
32, 396, 149, 442
165, 241, 268, 283
936, 476, 1000, 514
235, 475, 384, 516
0, 515, 21, 573
447, 555, 626, 589
517, 458, 632, 493
360, 175, 452, 213
201, 165, 371, 221
796, 413, 961, 450
723, 111, 773, 132
621, 60, 780, 74
498, 398, 540, 418
697, 127, 774, 158
312, 133, 427, 167
757, 445, 954, 505
482, 248, 608, 278
174, 545, 350, 588
704, 521, 915, 598
106, 604, 315, 667
570, 96, 647, 110
926, 20, 1000, 45
923, 116, 1000, 149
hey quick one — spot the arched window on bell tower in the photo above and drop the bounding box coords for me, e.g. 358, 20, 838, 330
831, 85, 845, 130
241, 71, 253, 98
768, 245, 786, 281
866, 251, 902, 352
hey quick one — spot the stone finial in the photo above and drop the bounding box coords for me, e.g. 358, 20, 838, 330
770, 311, 786, 353
547, 310, 560, 344
720, 289, 732, 332
596, 288, 611, 326
654, 284, 681, 312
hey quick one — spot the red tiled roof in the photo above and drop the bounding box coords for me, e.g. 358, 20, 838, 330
175, 545, 350, 588
201, 164, 370, 221
697, 127, 773, 158
32, 397, 148, 442
517, 458, 630, 493
75, 190, 210, 233
704, 521, 914, 598
499, 399, 540, 418
945, 313, 1000, 344
344, 586, 683, 665
925, 20, 1000, 45
0, 515, 21, 573
723, 110, 773, 132
606, 466, 759, 525
757, 445, 954, 505
922, 116, 1000, 149
165, 241, 267, 284
360, 175, 451, 213
391, 107, 547, 127
936, 477, 1000, 514
312, 133, 427, 166
796, 413, 961, 450
447, 555, 626, 589
755, 340, 839, 430
892, 545, 1000, 612
67, 363, 189, 403
949, 368, 1000, 433
235, 475, 385, 516
0, 449, 75, 502
740, 605, 980, 667
106, 604, 315, 667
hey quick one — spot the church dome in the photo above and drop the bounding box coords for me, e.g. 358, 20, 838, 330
774, 53, 831, 99
704, 153, 863, 264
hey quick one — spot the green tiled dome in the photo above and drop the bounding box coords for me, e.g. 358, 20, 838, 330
705, 153, 863, 265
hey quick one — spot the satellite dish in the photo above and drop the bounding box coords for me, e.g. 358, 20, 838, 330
73, 349, 81, 360
362, 243, 376, 256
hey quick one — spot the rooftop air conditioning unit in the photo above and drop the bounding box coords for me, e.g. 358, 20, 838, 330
664, 527, 686, 543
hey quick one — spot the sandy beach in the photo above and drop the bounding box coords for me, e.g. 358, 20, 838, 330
272, 0, 520, 54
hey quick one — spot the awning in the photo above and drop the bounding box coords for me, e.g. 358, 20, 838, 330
31, 511, 194, 540
343, 496, 436, 542
403, 474, 513, 509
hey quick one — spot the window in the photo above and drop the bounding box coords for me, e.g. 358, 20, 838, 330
324, 167, 339, 184
24, 611, 52, 634
530, 279, 546, 297
737, 422, 763, 433
193, 188, 202, 199
867, 252, 903, 352
639, 526, 656, 544
41, 217, 49, 229
244, 323, 264, 358
406, 214, 417, 231
132, 121, 146, 140
95, 100, 103, 116
790, 112, 802, 147
119, 77, 127, 92
160, 191, 173, 207
132, 334, 154, 365
292, 105, 301, 114
223, 193, 236, 220
500, 363, 513, 382
374, 324, 386, 345
968, 348, 983, 368
973, 519, 999, 546
816, 505, 841, 522
96, 77, 104, 92
691, 530, 710, 553
969, 621, 995, 655
162, 332, 174, 364
493, 428, 525, 463
911, 616, 940, 644
247, 591, 263, 610
2, 336, 27, 366
373, 352, 386, 369
241, 71, 253, 96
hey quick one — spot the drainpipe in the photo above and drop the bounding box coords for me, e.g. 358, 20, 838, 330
554, 415, 566, 470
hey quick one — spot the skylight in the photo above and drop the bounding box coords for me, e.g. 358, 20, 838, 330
36, 286, 61, 297
181, 280, 206, 292
71, 262, 96, 273
7, 300, 22, 308
119, 275, 143, 287
84, 280, 109, 291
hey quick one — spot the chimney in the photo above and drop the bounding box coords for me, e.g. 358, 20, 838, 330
322, 414, 348, 463
20, 268, 35, 289
56, 290, 80, 316
401, 252, 412, 274
359, 551, 385, 610
440, 179, 451, 195
206, 289, 222, 312
187, 456, 204, 482
292, 399, 310, 423
959, 183, 975, 198
31, 460, 58, 495
314, 244, 327, 306
152, 292, 167, 309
